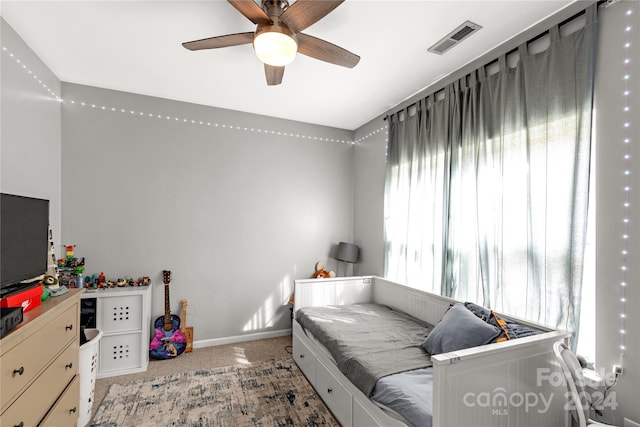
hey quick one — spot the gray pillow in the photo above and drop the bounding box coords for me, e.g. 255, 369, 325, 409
421, 303, 500, 355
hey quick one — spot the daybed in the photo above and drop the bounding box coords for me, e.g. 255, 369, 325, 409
292, 276, 571, 427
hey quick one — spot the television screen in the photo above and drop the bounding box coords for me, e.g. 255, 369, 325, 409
1, 193, 50, 289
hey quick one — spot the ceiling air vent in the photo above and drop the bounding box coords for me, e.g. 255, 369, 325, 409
428, 20, 482, 55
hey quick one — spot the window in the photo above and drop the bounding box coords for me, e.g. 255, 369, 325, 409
384, 6, 597, 348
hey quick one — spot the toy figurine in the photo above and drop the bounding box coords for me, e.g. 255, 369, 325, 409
65, 244, 76, 259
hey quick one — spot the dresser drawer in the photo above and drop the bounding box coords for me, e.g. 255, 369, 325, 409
40, 375, 80, 427
1, 342, 78, 426
292, 333, 317, 385
0, 303, 78, 410
316, 359, 352, 427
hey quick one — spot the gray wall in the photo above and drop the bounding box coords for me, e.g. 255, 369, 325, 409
352, 117, 386, 277
352, 2, 639, 424
60, 83, 355, 343
1, 18, 62, 247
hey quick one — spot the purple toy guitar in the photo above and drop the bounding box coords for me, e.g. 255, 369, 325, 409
149, 270, 186, 359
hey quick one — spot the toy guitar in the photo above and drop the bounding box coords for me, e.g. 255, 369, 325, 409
181, 299, 194, 353
149, 270, 186, 359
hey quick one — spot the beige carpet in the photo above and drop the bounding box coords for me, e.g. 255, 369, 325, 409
92, 336, 329, 424
91, 357, 338, 426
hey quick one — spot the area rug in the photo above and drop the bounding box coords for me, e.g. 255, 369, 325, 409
91, 358, 339, 427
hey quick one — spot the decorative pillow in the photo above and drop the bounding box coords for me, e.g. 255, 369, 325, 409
464, 302, 492, 321
420, 303, 500, 355
464, 301, 543, 341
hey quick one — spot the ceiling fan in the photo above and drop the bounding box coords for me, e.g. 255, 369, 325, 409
182, 0, 360, 86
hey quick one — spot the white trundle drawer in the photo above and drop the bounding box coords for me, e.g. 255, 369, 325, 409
316, 359, 353, 427
292, 332, 317, 385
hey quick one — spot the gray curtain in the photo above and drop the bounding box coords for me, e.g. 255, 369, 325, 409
384, 5, 597, 339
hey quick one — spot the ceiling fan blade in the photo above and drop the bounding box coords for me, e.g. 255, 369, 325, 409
227, 0, 271, 25
297, 33, 360, 68
265, 64, 284, 86
279, 0, 343, 33
182, 32, 254, 51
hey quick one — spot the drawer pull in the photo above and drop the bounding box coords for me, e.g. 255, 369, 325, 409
69, 407, 77, 414
14, 422, 24, 427
299, 354, 304, 359
65, 324, 74, 331
327, 388, 333, 394
65, 362, 73, 369
13, 366, 25, 376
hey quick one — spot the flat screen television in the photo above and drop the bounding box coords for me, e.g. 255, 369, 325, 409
1, 193, 50, 291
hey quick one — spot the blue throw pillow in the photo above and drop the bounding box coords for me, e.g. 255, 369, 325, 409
420, 303, 500, 355
464, 301, 492, 321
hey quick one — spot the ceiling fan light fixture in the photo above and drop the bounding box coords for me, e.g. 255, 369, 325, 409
253, 24, 297, 67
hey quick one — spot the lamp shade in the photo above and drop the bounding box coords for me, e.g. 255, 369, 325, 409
253, 25, 297, 66
335, 242, 359, 264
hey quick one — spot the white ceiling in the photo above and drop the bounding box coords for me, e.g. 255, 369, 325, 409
1, 1, 579, 130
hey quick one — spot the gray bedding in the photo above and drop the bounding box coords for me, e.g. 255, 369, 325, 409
295, 303, 434, 396
371, 367, 434, 427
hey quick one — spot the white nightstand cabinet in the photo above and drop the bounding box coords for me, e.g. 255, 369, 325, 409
80, 284, 152, 378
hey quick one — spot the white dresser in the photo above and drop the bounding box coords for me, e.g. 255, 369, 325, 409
0, 289, 83, 427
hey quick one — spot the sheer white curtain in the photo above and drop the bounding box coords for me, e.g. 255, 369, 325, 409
384, 5, 597, 342
384, 98, 449, 293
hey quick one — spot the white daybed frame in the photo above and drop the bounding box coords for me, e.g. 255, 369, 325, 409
293, 276, 571, 427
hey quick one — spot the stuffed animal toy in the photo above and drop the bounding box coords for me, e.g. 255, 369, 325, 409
42, 274, 68, 297
312, 262, 336, 279
43, 274, 60, 290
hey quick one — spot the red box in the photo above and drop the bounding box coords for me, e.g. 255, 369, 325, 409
0, 285, 43, 313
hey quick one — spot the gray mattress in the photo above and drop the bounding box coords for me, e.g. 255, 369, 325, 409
295, 303, 434, 397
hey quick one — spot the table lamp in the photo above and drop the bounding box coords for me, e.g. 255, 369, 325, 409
335, 242, 359, 276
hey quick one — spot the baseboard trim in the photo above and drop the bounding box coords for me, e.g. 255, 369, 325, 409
193, 329, 292, 349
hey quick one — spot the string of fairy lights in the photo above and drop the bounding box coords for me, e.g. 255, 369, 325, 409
618, 3, 636, 356
62, 98, 351, 143
2, 44, 389, 146
354, 126, 387, 145
1, 46, 62, 101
